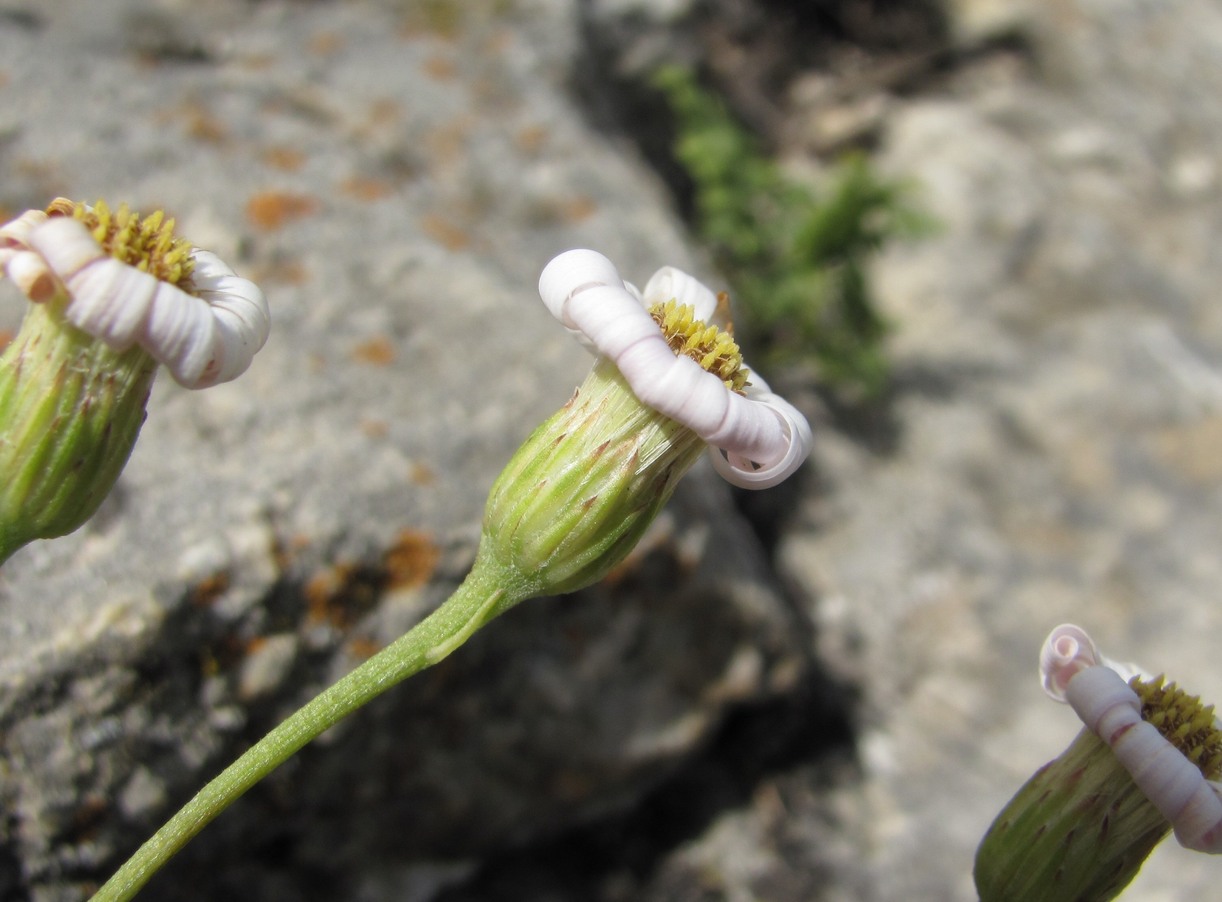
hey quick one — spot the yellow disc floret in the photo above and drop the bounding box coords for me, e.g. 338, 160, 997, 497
649, 299, 750, 393
1134, 675, 1222, 779
46, 197, 195, 288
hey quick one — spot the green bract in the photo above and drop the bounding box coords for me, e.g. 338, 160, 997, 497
0, 295, 156, 564
975, 673, 1222, 902
975, 725, 1169, 902
480, 354, 707, 598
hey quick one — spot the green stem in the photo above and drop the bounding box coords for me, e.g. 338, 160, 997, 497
90, 548, 531, 902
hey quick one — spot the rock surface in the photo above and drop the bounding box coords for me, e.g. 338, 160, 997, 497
784, 1, 1222, 899
3, 0, 1222, 901
0, 2, 814, 900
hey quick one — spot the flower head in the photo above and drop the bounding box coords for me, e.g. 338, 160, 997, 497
975, 624, 1222, 902
0, 198, 269, 388
0, 199, 269, 562
474, 250, 811, 601
537, 249, 811, 489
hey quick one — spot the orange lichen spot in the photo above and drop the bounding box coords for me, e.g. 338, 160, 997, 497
271, 531, 312, 574
409, 461, 436, 486
188, 570, 232, 607
424, 118, 473, 167
238, 52, 275, 72
422, 54, 457, 80
481, 29, 513, 57
384, 529, 440, 590
296, 533, 439, 641
253, 257, 310, 286
472, 75, 518, 111
308, 30, 344, 56
339, 175, 393, 202
360, 418, 390, 439
526, 195, 598, 228
514, 124, 549, 155
303, 562, 379, 631
304, 567, 345, 625
184, 104, 228, 144
1152, 415, 1222, 485
0, 329, 12, 353
366, 98, 402, 127
398, 0, 462, 40
559, 195, 597, 223
351, 335, 396, 366
154, 99, 228, 145
262, 146, 307, 172
420, 213, 470, 251
244, 635, 268, 656
245, 191, 319, 231
347, 636, 383, 660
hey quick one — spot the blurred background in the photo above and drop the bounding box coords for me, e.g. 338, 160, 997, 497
2, 0, 1221, 899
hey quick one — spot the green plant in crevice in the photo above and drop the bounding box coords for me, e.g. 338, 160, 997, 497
652, 65, 931, 396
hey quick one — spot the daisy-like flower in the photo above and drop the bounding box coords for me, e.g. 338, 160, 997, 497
1, 198, 269, 388
975, 624, 1222, 902
481, 249, 812, 598
537, 249, 811, 490
0, 198, 269, 563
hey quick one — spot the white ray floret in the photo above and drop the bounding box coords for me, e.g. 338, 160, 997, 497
538, 249, 812, 490
1, 209, 269, 389
1038, 623, 1222, 853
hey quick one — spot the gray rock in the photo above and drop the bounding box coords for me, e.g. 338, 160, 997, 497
564, 0, 1222, 900
0, 1, 814, 900
714, 1, 1222, 901
7, 0, 1222, 900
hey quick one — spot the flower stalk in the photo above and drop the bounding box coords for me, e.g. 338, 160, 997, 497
90, 549, 522, 902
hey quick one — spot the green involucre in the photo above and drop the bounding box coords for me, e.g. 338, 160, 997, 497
0, 297, 156, 564
480, 356, 705, 598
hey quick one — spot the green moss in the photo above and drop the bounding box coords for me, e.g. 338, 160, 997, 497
653, 66, 932, 397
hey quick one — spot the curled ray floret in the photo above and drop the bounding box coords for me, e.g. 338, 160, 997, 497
1038, 623, 1222, 853
538, 249, 812, 489
0, 199, 269, 388
1039, 623, 1145, 701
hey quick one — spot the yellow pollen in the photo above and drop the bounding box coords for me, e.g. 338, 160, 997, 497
649, 298, 750, 393
46, 197, 195, 288
1132, 674, 1222, 780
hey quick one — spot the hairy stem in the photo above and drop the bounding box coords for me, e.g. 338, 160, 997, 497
91, 549, 528, 901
